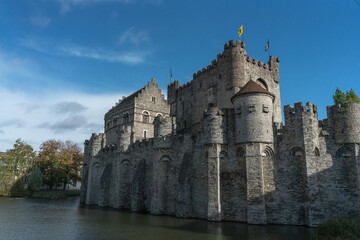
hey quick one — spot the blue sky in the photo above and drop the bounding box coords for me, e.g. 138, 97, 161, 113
0, 0, 359, 151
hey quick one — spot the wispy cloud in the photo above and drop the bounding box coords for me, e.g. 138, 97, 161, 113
0, 119, 25, 128
58, 45, 147, 64
30, 16, 51, 27
55, 0, 137, 13
18, 37, 149, 65
39, 115, 87, 133
53, 101, 87, 114
119, 27, 149, 45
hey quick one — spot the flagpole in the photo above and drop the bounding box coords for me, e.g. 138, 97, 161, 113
170, 68, 172, 84
242, 24, 245, 43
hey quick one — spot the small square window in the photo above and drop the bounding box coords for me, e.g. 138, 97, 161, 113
152, 97, 156, 102
263, 105, 269, 113
236, 106, 242, 115
248, 105, 255, 113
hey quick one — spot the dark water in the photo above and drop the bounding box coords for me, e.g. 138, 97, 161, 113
0, 197, 315, 240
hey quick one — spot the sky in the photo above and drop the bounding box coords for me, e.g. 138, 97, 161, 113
0, 0, 359, 152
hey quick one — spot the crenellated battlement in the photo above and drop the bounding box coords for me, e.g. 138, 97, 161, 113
223, 39, 246, 50
284, 102, 318, 118
330, 102, 360, 144
91, 132, 105, 139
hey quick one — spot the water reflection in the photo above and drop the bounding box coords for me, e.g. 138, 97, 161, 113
0, 197, 315, 240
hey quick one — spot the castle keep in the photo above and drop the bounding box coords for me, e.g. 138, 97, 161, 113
80, 40, 360, 227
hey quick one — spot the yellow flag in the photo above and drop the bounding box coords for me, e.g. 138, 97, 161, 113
238, 25, 243, 37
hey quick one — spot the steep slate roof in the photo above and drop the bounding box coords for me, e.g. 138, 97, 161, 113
231, 80, 275, 102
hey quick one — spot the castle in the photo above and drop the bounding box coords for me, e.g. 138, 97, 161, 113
80, 40, 360, 227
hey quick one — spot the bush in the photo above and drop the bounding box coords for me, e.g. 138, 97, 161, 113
313, 215, 360, 240
10, 179, 31, 197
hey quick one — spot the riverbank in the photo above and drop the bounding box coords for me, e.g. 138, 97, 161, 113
30, 190, 80, 199
1, 190, 80, 199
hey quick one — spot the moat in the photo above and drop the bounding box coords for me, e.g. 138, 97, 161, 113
0, 197, 315, 240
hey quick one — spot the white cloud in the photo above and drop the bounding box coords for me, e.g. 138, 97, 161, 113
0, 86, 128, 152
118, 27, 149, 45
0, 51, 130, 152
18, 37, 149, 65
30, 16, 51, 27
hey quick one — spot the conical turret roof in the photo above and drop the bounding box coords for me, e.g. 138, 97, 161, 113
231, 80, 275, 102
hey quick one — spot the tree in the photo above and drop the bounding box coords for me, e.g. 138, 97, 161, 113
346, 89, 360, 104
28, 166, 43, 191
333, 88, 360, 107
38, 140, 63, 190
333, 88, 347, 107
0, 139, 36, 195
59, 141, 83, 190
38, 140, 83, 190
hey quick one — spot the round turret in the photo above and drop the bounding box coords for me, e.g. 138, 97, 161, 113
154, 116, 174, 138
118, 125, 132, 151
333, 102, 360, 144
202, 106, 225, 144
231, 80, 274, 143
222, 40, 247, 91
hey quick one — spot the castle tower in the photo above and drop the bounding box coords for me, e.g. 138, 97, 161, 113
332, 103, 360, 144
83, 133, 105, 205
231, 80, 275, 224
154, 116, 176, 138
201, 106, 227, 221
284, 102, 321, 226
118, 125, 133, 152
231, 80, 274, 144
330, 102, 360, 206
222, 40, 247, 92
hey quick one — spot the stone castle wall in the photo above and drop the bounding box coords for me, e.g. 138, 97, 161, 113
81, 40, 360, 227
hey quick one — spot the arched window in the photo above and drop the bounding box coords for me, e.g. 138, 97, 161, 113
143, 130, 147, 138
142, 111, 150, 123
256, 78, 268, 90
236, 147, 245, 157
290, 147, 304, 156
219, 151, 228, 160
93, 162, 101, 168
336, 147, 354, 157
315, 147, 320, 157
262, 146, 274, 157
156, 113, 163, 117
160, 155, 171, 162
123, 112, 129, 123
121, 159, 130, 165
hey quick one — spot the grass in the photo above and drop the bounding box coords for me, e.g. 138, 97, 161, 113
31, 190, 81, 199
313, 215, 360, 240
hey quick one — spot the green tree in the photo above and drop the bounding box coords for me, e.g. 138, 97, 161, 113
333, 88, 347, 107
38, 140, 63, 190
333, 88, 360, 107
28, 166, 43, 191
59, 141, 83, 190
38, 140, 83, 190
346, 89, 360, 104
0, 139, 36, 196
